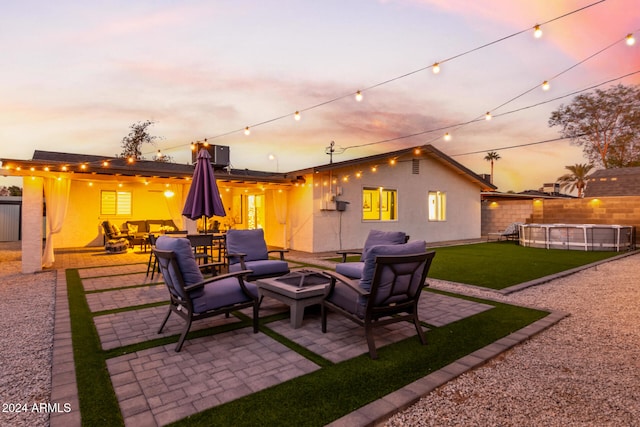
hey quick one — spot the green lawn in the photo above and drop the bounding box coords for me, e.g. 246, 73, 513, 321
332, 242, 624, 290
424, 242, 621, 289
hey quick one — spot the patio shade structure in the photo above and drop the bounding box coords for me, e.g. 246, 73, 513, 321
182, 148, 226, 231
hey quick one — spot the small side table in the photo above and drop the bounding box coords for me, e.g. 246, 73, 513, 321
256, 270, 330, 328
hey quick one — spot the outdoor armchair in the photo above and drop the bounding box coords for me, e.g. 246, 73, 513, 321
225, 228, 289, 281
322, 240, 435, 359
154, 236, 259, 352
101, 220, 131, 242
335, 230, 408, 279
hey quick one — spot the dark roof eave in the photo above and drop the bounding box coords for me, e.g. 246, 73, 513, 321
296, 144, 496, 191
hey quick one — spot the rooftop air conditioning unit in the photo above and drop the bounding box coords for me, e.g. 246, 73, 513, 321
192, 144, 230, 168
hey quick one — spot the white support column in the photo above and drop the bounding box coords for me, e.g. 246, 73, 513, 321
22, 176, 44, 273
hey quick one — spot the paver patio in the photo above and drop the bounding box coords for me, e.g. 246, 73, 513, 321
47, 246, 563, 427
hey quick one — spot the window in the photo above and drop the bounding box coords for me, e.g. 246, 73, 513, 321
101, 191, 132, 216
428, 191, 446, 221
362, 187, 397, 221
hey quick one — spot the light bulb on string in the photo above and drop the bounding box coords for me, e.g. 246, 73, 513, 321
533, 25, 542, 38
485, 112, 492, 121
542, 80, 550, 91
355, 90, 363, 102
203, 138, 209, 147
432, 62, 440, 74
156, 149, 163, 159
444, 132, 451, 141
190, 142, 196, 151
294, 111, 301, 121
626, 33, 635, 46
244, 126, 251, 136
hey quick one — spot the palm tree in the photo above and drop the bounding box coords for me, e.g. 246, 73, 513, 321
484, 151, 501, 184
557, 163, 594, 197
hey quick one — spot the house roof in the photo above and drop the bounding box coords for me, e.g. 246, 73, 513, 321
1, 150, 293, 186
290, 144, 496, 191
584, 166, 640, 197
1, 144, 494, 190
481, 191, 574, 201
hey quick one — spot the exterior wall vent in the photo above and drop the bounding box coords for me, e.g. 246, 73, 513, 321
412, 159, 420, 174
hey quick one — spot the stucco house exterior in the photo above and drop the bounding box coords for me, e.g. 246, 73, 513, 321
1, 144, 495, 272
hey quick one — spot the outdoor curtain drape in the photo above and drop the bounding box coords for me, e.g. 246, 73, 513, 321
270, 189, 288, 248
42, 177, 71, 268
164, 183, 185, 231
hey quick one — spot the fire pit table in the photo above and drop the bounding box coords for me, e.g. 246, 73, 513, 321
256, 269, 331, 328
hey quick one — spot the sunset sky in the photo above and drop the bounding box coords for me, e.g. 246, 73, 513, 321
1, 0, 639, 192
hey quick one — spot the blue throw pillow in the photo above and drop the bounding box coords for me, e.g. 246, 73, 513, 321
226, 229, 269, 264
359, 240, 427, 291
361, 230, 407, 261
155, 236, 204, 286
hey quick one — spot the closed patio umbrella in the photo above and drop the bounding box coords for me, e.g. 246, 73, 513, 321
182, 148, 226, 231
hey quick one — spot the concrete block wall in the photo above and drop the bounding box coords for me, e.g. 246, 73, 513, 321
531, 196, 640, 243
481, 199, 534, 236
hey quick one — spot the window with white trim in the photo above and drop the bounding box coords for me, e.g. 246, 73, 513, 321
428, 191, 446, 221
362, 187, 397, 221
101, 190, 132, 216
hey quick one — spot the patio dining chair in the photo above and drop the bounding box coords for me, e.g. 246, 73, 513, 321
322, 240, 435, 359
154, 236, 260, 352
225, 228, 289, 281
335, 230, 408, 279
146, 233, 159, 279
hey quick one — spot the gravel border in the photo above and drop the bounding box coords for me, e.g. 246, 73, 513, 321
386, 252, 640, 426
0, 243, 56, 427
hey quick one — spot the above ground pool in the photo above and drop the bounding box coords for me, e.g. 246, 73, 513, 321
518, 224, 635, 252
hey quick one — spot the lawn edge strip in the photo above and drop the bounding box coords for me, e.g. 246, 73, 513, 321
498, 249, 640, 294
66, 268, 124, 426
85, 281, 165, 294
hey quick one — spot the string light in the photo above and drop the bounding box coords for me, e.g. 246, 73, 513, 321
485, 112, 492, 121
542, 80, 550, 91
294, 111, 301, 121
203, 138, 209, 146
102, 161, 109, 167
244, 126, 251, 136
444, 133, 452, 141
533, 24, 543, 38
135, 2, 607, 153
627, 33, 636, 46
355, 90, 363, 102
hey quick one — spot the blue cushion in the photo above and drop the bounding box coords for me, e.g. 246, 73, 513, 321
156, 236, 204, 298
326, 279, 366, 318
191, 277, 258, 314
335, 262, 365, 279
361, 230, 407, 261
226, 229, 269, 264
229, 259, 289, 278
359, 240, 427, 291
